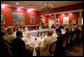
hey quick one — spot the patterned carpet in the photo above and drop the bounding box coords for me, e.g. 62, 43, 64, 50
68, 42, 83, 56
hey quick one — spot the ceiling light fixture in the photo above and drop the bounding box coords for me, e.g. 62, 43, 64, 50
41, 2, 54, 13
19, 7, 24, 8
27, 8, 36, 12
1, 4, 10, 8
69, 13, 72, 15
17, 7, 21, 11
27, 9, 31, 12
28, 4, 36, 11
62, 14, 65, 16
16, 2, 19, 5
1, 4, 5, 8
1, 4, 9, 6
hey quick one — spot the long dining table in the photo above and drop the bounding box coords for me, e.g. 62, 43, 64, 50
12, 29, 65, 56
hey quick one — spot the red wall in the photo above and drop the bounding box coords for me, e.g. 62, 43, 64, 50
1, 6, 41, 26
53, 3, 83, 13
42, 12, 82, 25
1, 2, 83, 26
40, 2, 83, 14
41, 2, 83, 25
56, 12, 79, 25
42, 12, 79, 25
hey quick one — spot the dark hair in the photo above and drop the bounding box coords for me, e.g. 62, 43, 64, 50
12, 27, 15, 32
16, 31, 22, 38
66, 28, 69, 32
5, 26, 7, 28
7, 28, 11, 32
55, 29, 61, 34
48, 30, 53, 36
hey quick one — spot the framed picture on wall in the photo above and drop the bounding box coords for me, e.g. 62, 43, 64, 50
1, 14, 5, 25
72, 20, 76, 24
30, 16, 35, 24
63, 17, 69, 24
41, 19, 45, 23
12, 12, 25, 26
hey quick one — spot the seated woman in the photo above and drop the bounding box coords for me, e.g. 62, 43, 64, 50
39, 30, 57, 56
3, 28, 15, 45
0, 33, 13, 56
18, 25, 24, 32
19, 27, 24, 32
39, 26, 42, 30
24, 26, 28, 31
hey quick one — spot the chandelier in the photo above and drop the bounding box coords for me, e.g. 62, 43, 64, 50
41, 2, 54, 13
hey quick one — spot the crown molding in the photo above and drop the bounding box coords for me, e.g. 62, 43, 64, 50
44, 9, 83, 15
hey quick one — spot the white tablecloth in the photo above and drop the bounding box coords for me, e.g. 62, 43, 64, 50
23, 29, 48, 37
22, 36, 47, 56
12, 29, 65, 56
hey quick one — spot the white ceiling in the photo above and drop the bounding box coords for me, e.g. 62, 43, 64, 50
1, 1, 83, 11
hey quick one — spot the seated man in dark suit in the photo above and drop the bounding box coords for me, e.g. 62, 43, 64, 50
51, 24, 56, 29
11, 31, 32, 56
59, 24, 64, 30
54, 29, 66, 56
29, 26, 33, 30
74, 25, 81, 44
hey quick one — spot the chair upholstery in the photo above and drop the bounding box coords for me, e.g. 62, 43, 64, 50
72, 33, 77, 41
49, 41, 57, 56
62, 39, 67, 48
